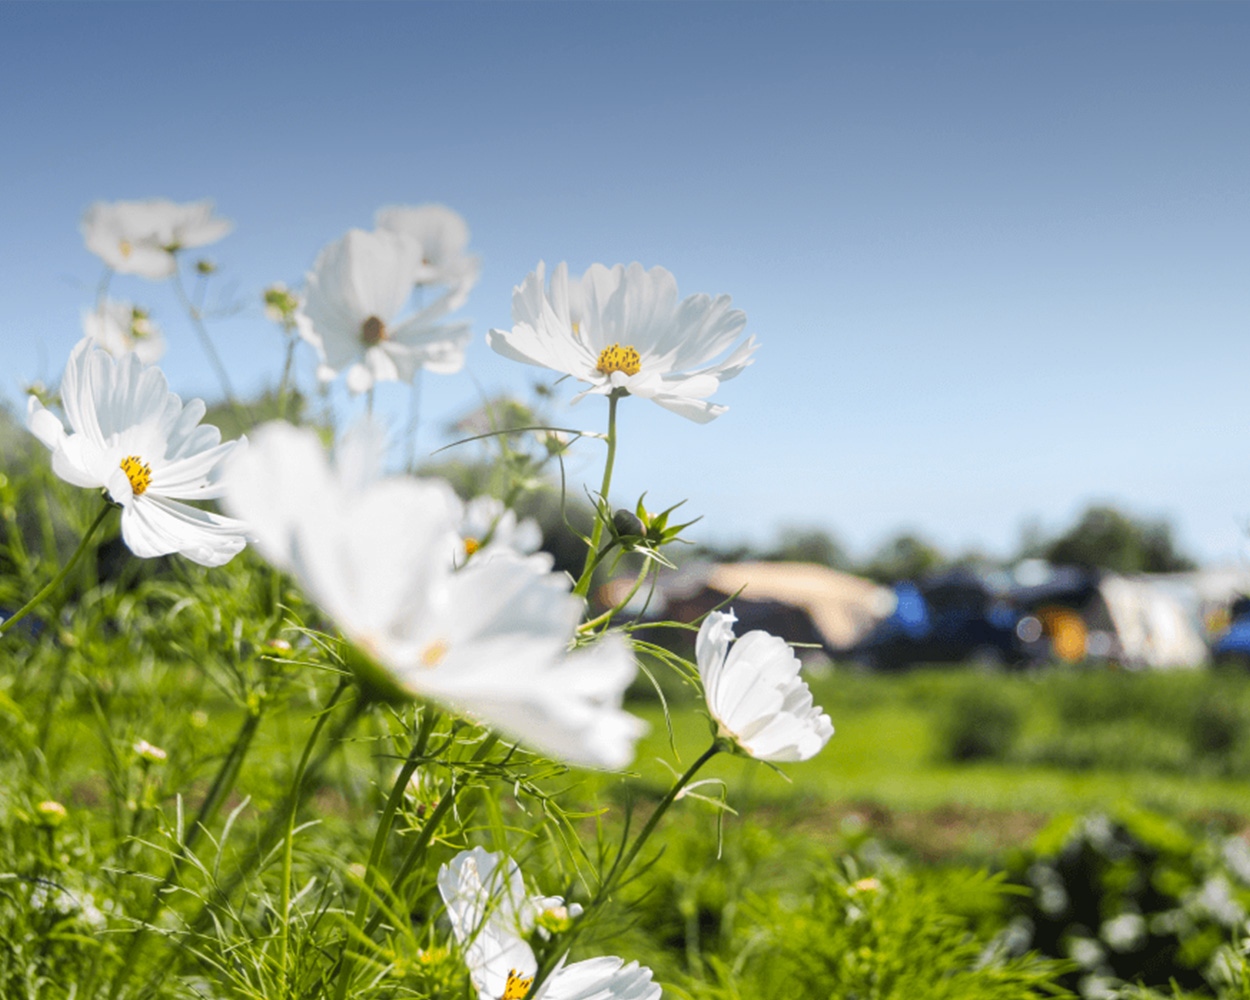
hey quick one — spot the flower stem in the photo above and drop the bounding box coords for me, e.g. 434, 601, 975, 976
573, 392, 619, 598
0, 500, 113, 639
332, 708, 439, 1000
579, 560, 651, 633
278, 678, 353, 988
532, 742, 721, 993
109, 702, 267, 1000
171, 269, 249, 427
277, 330, 298, 421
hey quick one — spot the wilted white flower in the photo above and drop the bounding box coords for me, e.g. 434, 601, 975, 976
457, 495, 542, 564
375, 203, 480, 291
488, 261, 757, 423
438, 847, 656, 1000
27, 340, 247, 567
81, 199, 232, 280
223, 421, 645, 768
695, 610, 833, 762
132, 739, 167, 764
298, 228, 471, 394
82, 300, 165, 364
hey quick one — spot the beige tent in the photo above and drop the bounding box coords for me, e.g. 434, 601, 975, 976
704, 561, 894, 650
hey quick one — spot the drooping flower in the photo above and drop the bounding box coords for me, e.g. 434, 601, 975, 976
81, 199, 232, 280
488, 261, 757, 423
82, 300, 166, 364
456, 495, 542, 564
297, 228, 472, 394
696, 610, 833, 762
27, 340, 248, 567
375, 203, 480, 292
222, 420, 645, 768
438, 847, 658, 1000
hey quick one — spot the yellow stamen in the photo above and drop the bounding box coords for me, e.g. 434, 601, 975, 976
463, 537, 480, 557
420, 640, 448, 667
595, 343, 640, 377
119, 239, 132, 258
120, 455, 152, 496
502, 969, 533, 999
361, 315, 387, 346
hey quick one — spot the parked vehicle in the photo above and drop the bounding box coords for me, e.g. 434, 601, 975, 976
852, 568, 1047, 671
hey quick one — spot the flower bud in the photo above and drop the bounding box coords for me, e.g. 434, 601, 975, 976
133, 739, 168, 764
35, 800, 67, 827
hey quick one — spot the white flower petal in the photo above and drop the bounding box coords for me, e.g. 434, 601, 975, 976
696, 610, 833, 762
491, 261, 752, 422
28, 340, 246, 565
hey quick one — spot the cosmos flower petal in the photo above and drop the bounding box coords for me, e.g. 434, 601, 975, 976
121, 495, 247, 567
696, 611, 833, 762
81, 199, 230, 279
299, 225, 472, 394
439, 850, 660, 1000
27, 340, 247, 566
539, 957, 662, 1000
222, 421, 644, 768
490, 261, 752, 422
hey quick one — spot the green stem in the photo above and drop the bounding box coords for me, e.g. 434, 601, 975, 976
108, 704, 266, 1000
532, 742, 721, 993
0, 500, 113, 639
573, 393, 619, 598
333, 710, 439, 1000
358, 733, 501, 941
171, 270, 249, 426
278, 679, 353, 986
277, 330, 298, 421
579, 560, 651, 633
95, 266, 113, 312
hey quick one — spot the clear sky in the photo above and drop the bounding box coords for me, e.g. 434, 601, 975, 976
2, 2, 1248, 564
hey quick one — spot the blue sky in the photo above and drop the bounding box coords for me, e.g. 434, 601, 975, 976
2, 2, 1248, 564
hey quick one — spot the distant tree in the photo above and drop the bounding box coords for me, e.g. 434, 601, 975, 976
1039, 504, 1196, 574
765, 525, 851, 570
861, 532, 944, 584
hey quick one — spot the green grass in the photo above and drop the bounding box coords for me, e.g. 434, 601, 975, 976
625, 665, 1250, 819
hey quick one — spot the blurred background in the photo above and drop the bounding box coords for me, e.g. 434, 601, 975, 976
3, 1, 1248, 570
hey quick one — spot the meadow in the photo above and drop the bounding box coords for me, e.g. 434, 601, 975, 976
5, 200, 1250, 1000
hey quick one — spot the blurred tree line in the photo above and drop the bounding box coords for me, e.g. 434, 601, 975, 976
0, 391, 1201, 587
697, 504, 1197, 584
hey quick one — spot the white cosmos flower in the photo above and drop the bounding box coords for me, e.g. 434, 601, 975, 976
438, 848, 658, 1000
375, 203, 480, 292
82, 300, 166, 365
81, 199, 232, 280
488, 261, 757, 423
297, 228, 472, 395
222, 420, 645, 768
457, 496, 542, 565
26, 340, 247, 567
696, 610, 833, 762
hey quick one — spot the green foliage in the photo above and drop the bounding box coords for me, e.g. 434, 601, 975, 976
1007, 808, 1250, 997
692, 857, 1072, 1000
861, 531, 945, 584
1030, 505, 1196, 574
936, 681, 1025, 762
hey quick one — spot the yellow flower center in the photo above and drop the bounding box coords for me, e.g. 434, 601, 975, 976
595, 343, 640, 377
463, 537, 480, 557
120, 455, 152, 496
119, 239, 132, 258
420, 640, 449, 667
361, 315, 387, 346
502, 969, 533, 999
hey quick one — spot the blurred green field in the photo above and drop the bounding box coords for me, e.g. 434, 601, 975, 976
624, 663, 1250, 831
